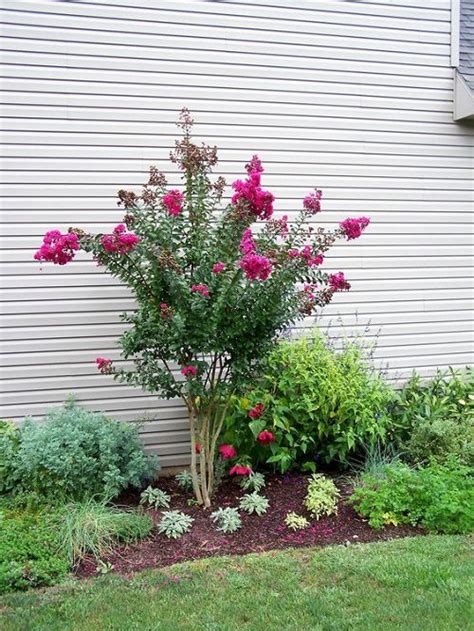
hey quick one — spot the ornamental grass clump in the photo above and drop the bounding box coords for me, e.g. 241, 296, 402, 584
34, 108, 370, 507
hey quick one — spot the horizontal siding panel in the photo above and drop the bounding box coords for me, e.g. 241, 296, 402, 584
1, 0, 472, 465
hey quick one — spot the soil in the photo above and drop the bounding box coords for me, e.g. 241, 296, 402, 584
77, 473, 422, 578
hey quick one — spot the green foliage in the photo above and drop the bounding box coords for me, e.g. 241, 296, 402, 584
0, 420, 20, 494
284, 512, 309, 531
223, 332, 394, 472
2, 400, 158, 501
140, 486, 171, 510
158, 511, 194, 539
175, 470, 197, 492
211, 507, 242, 533
350, 458, 474, 534
239, 492, 269, 516
56, 499, 153, 565
304, 474, 340, 520
390, 369, 474, 466
349, 441, 402, 484
0, 509, 69, 593
238, 471, 266, 493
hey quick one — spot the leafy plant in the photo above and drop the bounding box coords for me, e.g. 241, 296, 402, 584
140, 486, 171, 510
304, 474, 340, 520
56, 499, 153, 565
3, 399, 158, 501
158, 511, 194, 539
34, 108, 371, 506
175, 470, 198, 492
284, 512, 309, 531
211, 507, 242, 533
389, 369, 474, 466
0, 420, 20, 494
239, 492, 269, 516
223, 331, 394, 472
350, 458, 474, 534
238, 472, 266, 493
0, 509, 69, 593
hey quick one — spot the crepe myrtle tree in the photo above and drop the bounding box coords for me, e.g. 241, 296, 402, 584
34, 109, 370, 507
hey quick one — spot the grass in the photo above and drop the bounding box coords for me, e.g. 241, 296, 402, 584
0, 536, 472, 630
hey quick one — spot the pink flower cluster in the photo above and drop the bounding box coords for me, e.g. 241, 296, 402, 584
212, 262, 225, 274
162, 190, 185, 216
96, 357, 113, 374
248, 403, 265, 419
240, 228, 256, 254
258, 430, 275, 445
340, 216, 370, 240
101, 224, 140, 254
160, 303, 173, 319
191, 284, 210, 297
329, 272, 351, 291
300, 245, 324, 267
240, 253, 272, 281
219, 444, 237, 460
34, 230, 80, 265
231, 156, 274, 219
303, 189, 322, 214
304, 284, 317, 300
229, 464, 253, 476
181, 365, 197, 378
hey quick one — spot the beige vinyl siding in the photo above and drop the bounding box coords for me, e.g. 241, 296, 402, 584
1, 0, 473, 466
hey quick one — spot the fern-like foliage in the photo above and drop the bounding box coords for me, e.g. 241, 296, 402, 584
284, 511, 309, 531
140, 486, 171, 510
239, 492, 269, 516
211, 507, 242, 533
304, 474, 340, 520
158, 511, 194, 539
238, 472, 266, 493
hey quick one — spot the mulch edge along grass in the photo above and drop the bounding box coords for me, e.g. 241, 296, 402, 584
1, 535, 472, 631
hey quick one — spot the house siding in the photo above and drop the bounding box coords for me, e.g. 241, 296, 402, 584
1, 0, 473, 466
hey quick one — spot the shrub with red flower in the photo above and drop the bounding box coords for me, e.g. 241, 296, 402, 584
34, 109, 370, 507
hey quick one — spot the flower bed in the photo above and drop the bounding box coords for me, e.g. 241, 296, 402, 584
78, 473, 419, 577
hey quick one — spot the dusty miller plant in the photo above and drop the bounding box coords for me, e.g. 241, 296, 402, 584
34, 109, 370, 507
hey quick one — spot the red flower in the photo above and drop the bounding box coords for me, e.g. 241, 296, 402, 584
219, 444, 237, 460
96, 357, 113, 374
195, 443, 202, 454
248, 403, 265, 419
181, 365, 197, 378
258, 430, 276, 445
229, 464, 253, 476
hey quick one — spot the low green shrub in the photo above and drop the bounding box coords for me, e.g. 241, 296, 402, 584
239, 492, 269, 516
350, 458, 474, 534
1, 398, 158, 501
222, 332, 394, 472
140, 486, 171, 510
284, 512, 309, 531
0, 420, 20, 494
56, 499, 153, 566
0, 509, 69, 593
211, 507, 242, 533
390, 368, 473, 466
158, 511, 194, 539
304, 473, 340, 520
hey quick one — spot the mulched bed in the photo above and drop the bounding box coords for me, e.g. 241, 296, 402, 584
78, 473, 422, 578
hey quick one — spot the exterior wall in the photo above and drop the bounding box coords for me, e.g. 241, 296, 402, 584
1, 0, 473, 466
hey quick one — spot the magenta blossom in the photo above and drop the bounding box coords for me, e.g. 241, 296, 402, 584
231, 157, 275, 219
191, 284, 210, 297
219, 444, 237, 460
288, 249, 299, 258
240, 253, 272, 281
229, 464, 253, 476
96, 357, 113, 374
34, 230, 80, 265
101, 224, 140, 254
300, 246, 324, 267
212, 262, 225, 274
248, 403, 265, 419
340, 216, 370, 240
239, 228, 256, 254
329, 272, 351, 291
162, 190, 185, 216
181, 365, 198, 378
303, 189, 322, 214
257, 430, 276, 445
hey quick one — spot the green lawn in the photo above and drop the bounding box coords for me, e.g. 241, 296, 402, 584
0, 536, 472, 631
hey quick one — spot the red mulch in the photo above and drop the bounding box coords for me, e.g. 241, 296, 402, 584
77, 473, 422, 578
